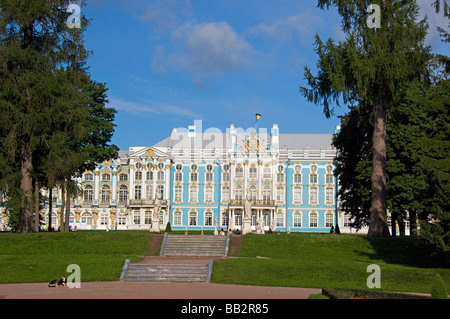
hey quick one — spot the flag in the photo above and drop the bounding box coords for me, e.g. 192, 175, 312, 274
255, 113, 261, 120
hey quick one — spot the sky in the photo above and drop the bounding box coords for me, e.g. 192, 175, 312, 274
81, 0, 449, 151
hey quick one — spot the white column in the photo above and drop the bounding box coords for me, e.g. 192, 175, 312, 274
94, 169, 99, 202
112, 168, 117, 202
129, 164, 134, 200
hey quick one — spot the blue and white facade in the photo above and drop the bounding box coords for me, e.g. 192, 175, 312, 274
1, 123, 351, 233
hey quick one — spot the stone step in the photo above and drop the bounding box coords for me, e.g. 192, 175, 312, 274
124, 263, 210, 282
160, 234, 229, 257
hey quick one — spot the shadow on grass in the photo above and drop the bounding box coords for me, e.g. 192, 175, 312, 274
357, 235, 449, 268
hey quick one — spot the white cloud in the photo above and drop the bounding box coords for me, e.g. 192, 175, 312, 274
248, 9, 324, 43
166, 21, 253, 75
109, 97, 201, 119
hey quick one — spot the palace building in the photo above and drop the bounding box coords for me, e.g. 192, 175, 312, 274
1, 122, 362, 233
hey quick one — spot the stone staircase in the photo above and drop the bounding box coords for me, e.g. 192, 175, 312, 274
160, 234, 229, 257
120, 234, 229, 283
123, 262, 212, 283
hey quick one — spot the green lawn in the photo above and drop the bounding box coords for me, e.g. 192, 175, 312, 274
211, 233, 449, 294
0, 231, 152, 283
1, 230, 448, 295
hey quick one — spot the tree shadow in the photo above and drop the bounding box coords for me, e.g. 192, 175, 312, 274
357, 235, 449, 268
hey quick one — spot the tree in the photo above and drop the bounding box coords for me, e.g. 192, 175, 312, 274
300, 0, 430, 236
0, 1, 118, 232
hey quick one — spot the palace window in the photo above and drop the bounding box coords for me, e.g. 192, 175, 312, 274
146, 184, 153, 200
83, 185, 93, 203
276, 187, 285, 203
135, 162, 142, 170
146, 171, 153, 181
135, 171, 142, 181
173, 211, 182, 226
263, 167, 271, 179
277, 173, 284, 183
119, 173, 128, 181
222, 172, 230, 182
276, 212, 284, 227
144, 211, 151, 224
158, 162, 165, 170
156, 185, 164, 199
117, 212, 126, 225
262, 186, 271, 201
205, 172, 213, 183
293, 186, 302, 204
205, 185, 213, 202
101, 173, 110, 181
221, 212, 229, 227
293, 211, 302, 227
309, 165, 318, 184
309, 187, 318, 205
189, 211, 197, 226
81, 213, 92, 226
205, 211, 213, 226
249, 167, 257, 179
189, 186, 198, 203
118, 185, 128, 203
175, 171, 183, 182
190, 172, 198, 183
133, 211, 140, 224
134, 185, 141, 200
101, 185, 110, 203
157, 171, 164, 182
100, 212, 109, 226
235, 167, 243, 178
309, 211, 318, 228
174, 185, 183, 202
325, 187, 334, 204
84, 173, 94, 181
222, 186, 230, 202
235, 186, 243, 201
249, 186, 257, 201
325, 211, 334, 228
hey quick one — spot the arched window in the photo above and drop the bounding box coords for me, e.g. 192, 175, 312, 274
118, 185, 128, 203
83, 185, 93, 203
189, 211, 197, 226
234, 186, 243, 201
262, 186, 271, 201
205, 211, 213, 226
309, 211, 318, 228
101, 185, 110, 203
249, 185, 257, 201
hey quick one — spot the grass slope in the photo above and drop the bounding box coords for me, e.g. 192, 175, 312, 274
0, 231, 152, 283
211, 233, 449, 294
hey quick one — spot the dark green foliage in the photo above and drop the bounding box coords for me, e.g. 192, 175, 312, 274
322, 288, 429, 299
0, 1, 118, 232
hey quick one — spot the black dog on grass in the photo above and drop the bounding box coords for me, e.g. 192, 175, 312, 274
48, 275, 67, 287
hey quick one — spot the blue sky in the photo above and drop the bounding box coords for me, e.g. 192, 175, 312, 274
81, 0, 449, 151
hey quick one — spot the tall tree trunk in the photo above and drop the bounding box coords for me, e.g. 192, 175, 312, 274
64, 185, 70, 232
60, 183, 65, 231
368, 97, 390, 237
34, 179, 40, 232
409, 209, 417, 236
18, 137, 34, 233
49, 188, 53, 231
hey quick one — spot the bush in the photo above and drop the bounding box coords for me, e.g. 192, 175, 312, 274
431, 274, 448, 299
165, 222, 172, 232
322, 288, 429, 299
